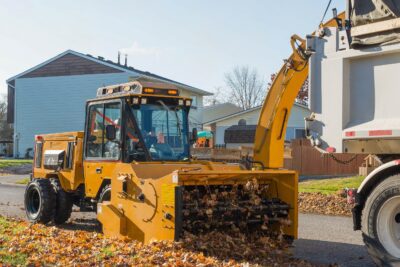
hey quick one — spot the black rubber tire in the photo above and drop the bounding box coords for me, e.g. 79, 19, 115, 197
98, 184, 111, 203
50, 178, 73, 224
24, 179, 55, 224
362, 174, 400, 266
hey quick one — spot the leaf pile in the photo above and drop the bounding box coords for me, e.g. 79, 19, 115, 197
181, 230, 312, 266
182, 180, 289, 234
0, 216, 317, 266
298, 192, 353, 216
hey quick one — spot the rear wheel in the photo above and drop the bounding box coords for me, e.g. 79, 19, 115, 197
50, 178, 73, 224
24, 179, 55, 224
362, 175, 400, 266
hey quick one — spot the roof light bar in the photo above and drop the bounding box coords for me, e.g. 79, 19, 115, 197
96, 81, 181, 97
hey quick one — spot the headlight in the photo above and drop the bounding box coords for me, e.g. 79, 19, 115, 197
141, 98, 147, 104
185, 100, 191, 106
132, 97, 139, 104
178, 99, 184, 105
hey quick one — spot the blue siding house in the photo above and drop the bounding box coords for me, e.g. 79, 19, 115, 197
6, 50, 211, 157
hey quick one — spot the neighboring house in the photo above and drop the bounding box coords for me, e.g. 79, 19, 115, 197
6, 50, 211, 158
0, 140, 13, 157
203, 103, 311, 147
202, 103, 242, 124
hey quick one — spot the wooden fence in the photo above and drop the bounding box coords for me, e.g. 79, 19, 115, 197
192, 139, 366, 177
284, 139, 365, 176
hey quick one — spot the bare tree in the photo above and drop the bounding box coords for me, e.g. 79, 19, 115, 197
0, 95, 13, 141
296, 78, 309, 105
266, 72, 309, 105
203, 87, 228, 106
225, 66, 266, 110
267, 73, 277, 90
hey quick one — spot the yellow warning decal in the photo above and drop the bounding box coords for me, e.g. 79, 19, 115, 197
161, 184, 175, 206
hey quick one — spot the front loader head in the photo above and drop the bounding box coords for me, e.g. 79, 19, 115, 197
97, 162, 298, 244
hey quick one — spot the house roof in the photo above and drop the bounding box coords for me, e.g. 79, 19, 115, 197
203, 102, 309, 125
6, 50, 212, 96
202, 102, 241, 111
202, 102, 243, 124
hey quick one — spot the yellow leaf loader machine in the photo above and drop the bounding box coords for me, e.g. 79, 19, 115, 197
25, 17, 341, 245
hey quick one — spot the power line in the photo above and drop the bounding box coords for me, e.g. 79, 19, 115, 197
320, 0, 333, 25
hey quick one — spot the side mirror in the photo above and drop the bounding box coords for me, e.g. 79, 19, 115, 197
106, 125, 116, 141
191, 128, 198, 144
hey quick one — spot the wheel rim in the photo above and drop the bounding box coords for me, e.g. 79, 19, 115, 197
26, 187, 41, 218
377, 196, 400, 257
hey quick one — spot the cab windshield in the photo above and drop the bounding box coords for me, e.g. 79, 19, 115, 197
131, 101, 189, 161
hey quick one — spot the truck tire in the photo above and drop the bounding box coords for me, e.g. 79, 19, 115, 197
24, 179, 55, 224
50, 178, 73, 224
362, 174, 400, 266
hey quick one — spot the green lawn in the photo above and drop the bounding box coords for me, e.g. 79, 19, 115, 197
0, 217, 27, 265
0, 159, 32, 169
299, 176, 365, 195
15, 177, 30, 185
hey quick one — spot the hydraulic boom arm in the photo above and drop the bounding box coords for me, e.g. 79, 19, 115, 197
253, 14, 344, 169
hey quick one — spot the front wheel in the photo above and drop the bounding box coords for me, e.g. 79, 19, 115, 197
24, 179, 55, 224
50, 178, 73, 224
362, 174, 400, 266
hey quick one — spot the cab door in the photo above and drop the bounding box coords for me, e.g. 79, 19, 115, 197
83, 100, 122, 198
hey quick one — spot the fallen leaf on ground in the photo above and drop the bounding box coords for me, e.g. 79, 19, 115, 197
298, 192, 353, 216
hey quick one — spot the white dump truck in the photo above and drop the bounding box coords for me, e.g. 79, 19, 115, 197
307, 0, 400, 265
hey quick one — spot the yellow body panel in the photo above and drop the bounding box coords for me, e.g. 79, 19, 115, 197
33, 131, 84, 191
97, 162, 298, 243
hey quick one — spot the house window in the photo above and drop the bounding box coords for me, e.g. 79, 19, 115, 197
295, 128, 306, 139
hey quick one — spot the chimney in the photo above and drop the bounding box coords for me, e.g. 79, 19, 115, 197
124, 54, 128, 67
118, 51, 121, 65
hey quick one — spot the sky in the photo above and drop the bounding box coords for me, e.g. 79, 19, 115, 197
0, 0, 345, 96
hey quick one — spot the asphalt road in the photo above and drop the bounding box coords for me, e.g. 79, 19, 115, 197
294, 214, 374, 266
0, 180, 375, 266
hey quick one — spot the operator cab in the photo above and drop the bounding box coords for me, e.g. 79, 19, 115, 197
84, 81, 194, 163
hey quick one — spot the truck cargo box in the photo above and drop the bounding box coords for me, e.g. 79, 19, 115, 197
309, 26, 400, 154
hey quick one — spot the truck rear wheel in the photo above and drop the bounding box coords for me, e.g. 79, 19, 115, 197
24, 179, 55, 224
50, 178, 73, 224
362, 175, 400, 266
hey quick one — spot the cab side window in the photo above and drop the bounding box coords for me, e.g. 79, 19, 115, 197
103, 103, 121, 159
125, 116, 146, 161
86, 102, 121, 159
87, 104, 103, 158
